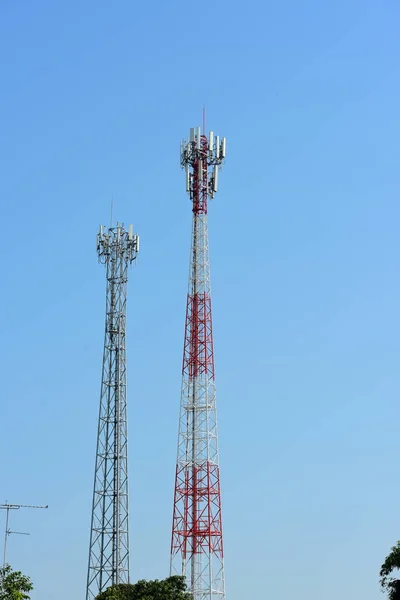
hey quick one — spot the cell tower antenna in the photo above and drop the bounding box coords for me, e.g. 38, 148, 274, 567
171, 125, 227, 600
0, 502, 48, 567
86, 222, 139, 600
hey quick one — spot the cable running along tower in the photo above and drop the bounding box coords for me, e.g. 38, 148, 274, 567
171, 126, 227, 600
86, 223, 139, 600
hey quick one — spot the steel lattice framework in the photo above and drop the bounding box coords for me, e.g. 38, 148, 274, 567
86, 223, 139, 600
171, 126, 227, 600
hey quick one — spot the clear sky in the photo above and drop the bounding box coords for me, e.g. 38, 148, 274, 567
0, 1, 399, 599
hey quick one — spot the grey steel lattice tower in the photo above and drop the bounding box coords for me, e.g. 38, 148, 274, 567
86, 223, 139, 600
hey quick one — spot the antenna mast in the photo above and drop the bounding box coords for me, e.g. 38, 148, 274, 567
171, 124, 227, 599
86, 222, 139, 600
0, 503, 48, 567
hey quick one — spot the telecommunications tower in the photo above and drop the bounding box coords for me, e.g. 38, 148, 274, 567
171, 125, 227, 600
86, 223, 139, 600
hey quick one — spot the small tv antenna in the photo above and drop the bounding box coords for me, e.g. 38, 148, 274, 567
0, 502, 48, 567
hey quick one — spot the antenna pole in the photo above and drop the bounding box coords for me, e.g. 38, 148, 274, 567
3, 506, 10, 567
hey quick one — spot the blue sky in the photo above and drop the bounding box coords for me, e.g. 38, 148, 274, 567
0, 1, 399, 599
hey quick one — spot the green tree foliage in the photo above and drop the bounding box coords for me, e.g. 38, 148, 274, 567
380, 541, 400, 600
95, 576, 191, 600
0, 565, 33, 600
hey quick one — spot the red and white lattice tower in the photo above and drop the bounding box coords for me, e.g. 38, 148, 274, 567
171, 125, 227, 600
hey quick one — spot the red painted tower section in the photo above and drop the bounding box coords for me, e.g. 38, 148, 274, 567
171, 126, 227, 600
